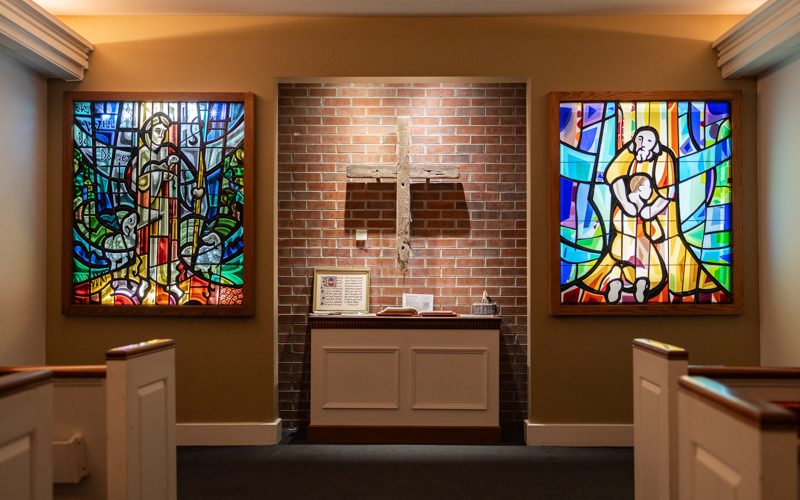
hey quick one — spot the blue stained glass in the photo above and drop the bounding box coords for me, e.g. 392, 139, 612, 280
597, 117, 617, 175
75, 102, 91, 116
605, 102, 615, 118
561, 264, 575, 285
690, 102, 705, 148
706, 205, 731, 232
98, 212, 118, 230
592, 184, 612, 228
678, 102, 688, 115
229, 103, 245, 125
583, 103, 604, 126
678, 113, 696, 156
560, 106, 574, 133
678, 138, 731, 180
95, 131, 114, 147
561, 243, 602, 264
560, 146, 596, 182
579, 122, 601, 153
576, 183, 597, 239
681, 204, 707, 231
222, 226, 245, 260
76, 117, 92, 134
706, 102, 730, 124
701, 247, 732, 264
560, 177, 574, 223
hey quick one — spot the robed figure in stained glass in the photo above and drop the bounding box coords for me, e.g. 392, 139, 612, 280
581, 126, 713, 303
559, 100, 733, 305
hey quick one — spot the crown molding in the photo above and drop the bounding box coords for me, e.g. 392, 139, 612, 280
713, 0, 800, 78
0, 0, 92, 81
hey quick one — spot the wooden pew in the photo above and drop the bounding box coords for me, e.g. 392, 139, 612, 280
633, 338, 800, 500
632, 338, 688, 500
0, 370, 54, 500
0, 339, 176, 500
677, 376, 798, 499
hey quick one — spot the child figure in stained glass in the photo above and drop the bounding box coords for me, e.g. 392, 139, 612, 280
583, 126, 714, 303
604, 173, 665, 303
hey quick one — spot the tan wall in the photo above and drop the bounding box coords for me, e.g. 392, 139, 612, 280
757, 52, 800, 366
46, 15, 758, 425
0, 51, 47, 365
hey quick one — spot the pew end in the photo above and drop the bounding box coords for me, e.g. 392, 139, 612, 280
0, 366, 108, 497
677, 376, 799, 500
0, 339, 176, 500
633, 338, 688, 500
106, 339, 177, 500
0, 370, 54, 500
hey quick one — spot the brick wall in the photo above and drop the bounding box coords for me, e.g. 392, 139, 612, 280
277, 82, 527, 429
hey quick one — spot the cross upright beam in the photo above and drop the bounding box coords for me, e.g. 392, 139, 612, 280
346, 116, 459, 274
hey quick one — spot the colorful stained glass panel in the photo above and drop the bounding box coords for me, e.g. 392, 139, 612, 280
557, 98, 735, 306
68, 96, 249, 310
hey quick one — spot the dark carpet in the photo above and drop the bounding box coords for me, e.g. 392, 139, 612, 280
177, 429, 634, 500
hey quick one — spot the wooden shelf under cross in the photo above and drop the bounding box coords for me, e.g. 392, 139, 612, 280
346, 116, 460, 273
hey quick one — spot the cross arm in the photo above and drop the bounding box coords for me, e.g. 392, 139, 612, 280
346, 164, 460, 179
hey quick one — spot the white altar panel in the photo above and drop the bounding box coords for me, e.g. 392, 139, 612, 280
323, 348, 399, 409
310, 324, 499, 428
412, 349, 487, 410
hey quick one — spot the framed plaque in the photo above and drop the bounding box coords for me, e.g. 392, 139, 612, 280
312, 268, 370, 313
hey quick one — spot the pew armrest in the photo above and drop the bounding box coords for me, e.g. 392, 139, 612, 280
53, 434, 89, 484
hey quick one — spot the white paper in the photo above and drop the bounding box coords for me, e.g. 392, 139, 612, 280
402, 293, 433, 312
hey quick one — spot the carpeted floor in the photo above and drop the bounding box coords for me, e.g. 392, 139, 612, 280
177, 429, 634, 499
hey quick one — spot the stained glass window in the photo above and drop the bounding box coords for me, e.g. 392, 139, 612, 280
64, 93, 253, 315
550, 92, 741, 314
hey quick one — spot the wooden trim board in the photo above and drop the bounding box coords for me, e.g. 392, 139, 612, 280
307, 425, 501, 444
176, 420, 283, 446
524, 421, 633, 447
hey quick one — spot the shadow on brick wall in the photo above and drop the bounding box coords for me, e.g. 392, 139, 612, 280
343, 181, 470, 238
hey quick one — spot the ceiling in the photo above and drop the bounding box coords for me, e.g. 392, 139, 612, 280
40, 0, 766, 17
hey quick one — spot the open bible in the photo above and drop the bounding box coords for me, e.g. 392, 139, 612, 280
376, 307, 457, 317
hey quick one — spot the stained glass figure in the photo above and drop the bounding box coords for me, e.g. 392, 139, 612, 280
558, 99, 734, 306
69, 97, 249, 309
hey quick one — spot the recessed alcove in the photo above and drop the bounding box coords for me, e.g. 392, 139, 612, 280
276, 79, 528, 430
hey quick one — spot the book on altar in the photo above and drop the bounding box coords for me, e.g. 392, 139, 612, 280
377, 307, 458, 317
376, 307, 418, 316
419, 311, 458, 317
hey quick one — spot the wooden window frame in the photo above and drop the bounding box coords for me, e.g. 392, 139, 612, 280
549, 91, 743, 315
62, 91, 254, 316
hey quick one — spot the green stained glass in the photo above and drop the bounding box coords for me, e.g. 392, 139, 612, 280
577, 237, 604, 252
577, 260, 597, 279
710, 187, 731, 206
684, 222, 705, 247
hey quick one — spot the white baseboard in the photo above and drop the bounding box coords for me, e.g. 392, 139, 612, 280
523, 420, 633, 447
176, 419, 282, 446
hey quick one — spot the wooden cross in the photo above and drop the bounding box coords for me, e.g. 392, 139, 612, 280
346, 116, 459, 274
